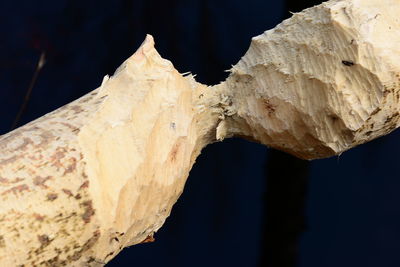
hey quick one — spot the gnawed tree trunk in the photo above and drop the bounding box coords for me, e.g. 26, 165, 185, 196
1, 0, 399, 265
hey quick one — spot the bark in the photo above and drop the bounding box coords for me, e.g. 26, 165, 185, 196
0, 0, 399, 265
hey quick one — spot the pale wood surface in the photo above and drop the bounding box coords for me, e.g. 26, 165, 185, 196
0, 0, 399, 265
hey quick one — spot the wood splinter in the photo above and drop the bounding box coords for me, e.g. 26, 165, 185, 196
1, 0, 400, 265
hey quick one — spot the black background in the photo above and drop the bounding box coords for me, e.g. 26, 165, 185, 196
1, 1, 400, 267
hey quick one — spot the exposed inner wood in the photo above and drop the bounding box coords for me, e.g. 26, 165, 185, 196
0, 0, 399, 265
219, 0, 400, 159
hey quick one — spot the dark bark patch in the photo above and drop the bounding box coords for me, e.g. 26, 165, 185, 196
37, 234, 52, 248
33, 213, 45, 221
79, 181, 89, 190
33, 176, 52, 189
0, 156, 18, 166
0, 235, 5, 248
46, 193, 58, 201
67, 230, 100, 262
0, 155, 19, 165
60, 122, 79, 132
71, 105, 84, 114
50, 148, 67, 169
2, 184, 30, 196
0, 177, 24, 185
62, 189, 73, 197
64, 158, 77, 175
81, 200, 95, 223
15, 138, 34, 151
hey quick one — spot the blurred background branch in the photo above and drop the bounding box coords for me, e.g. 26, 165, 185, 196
11, 51, 45, 130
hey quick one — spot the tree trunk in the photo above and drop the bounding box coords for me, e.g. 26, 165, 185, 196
0, 0, 399, 265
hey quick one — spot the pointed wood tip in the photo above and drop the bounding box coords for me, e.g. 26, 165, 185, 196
130, 34, 156, 62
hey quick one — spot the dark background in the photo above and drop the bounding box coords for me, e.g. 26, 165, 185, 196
1, 0, 400, 266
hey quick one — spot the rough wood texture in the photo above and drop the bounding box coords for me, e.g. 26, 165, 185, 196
0, 0, 399, 265
219, 0, 400, 159
0, 36, 228, 266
